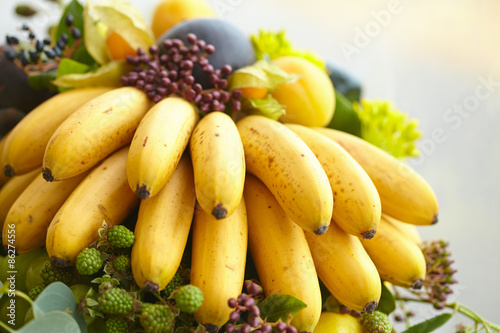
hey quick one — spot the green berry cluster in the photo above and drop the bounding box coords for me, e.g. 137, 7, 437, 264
113, 255, 131, 272
76, 248, 103, 275
40, 260, 73, 285
140, 304, 175, 333
172, 284, 204, 314
361, 311, 392, 333
98, 288, 134, 315
108, 225, 135, 248
28, 284, 45, 300
162, 272, 185, 297
105, 317, 129, 333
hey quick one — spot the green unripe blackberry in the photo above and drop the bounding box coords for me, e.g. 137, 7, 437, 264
361, 311, 393, 333
76, 248, 103, 275
113, 255, 131, 272
173, 284, 203, 314
28, 284, 45, 300
98, 288, 134, 315
140, 304, 175, 333
108, 225, 135, 248
40, 260, 73, 285
162, 272, 185, 297
105, 317, 128, 333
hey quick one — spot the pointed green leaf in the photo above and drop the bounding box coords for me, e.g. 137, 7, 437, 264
377, 282, 396, 314
401, 313, 453, 333
258, 294, 307, 323
52, 60, 131, 88
17, 311, 81, 333
55, 0, 96, 66
32, 282, 86, 332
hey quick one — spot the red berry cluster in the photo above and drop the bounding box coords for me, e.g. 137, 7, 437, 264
420, 240, 457, 309
120, 33, 242, 113
224, 281, 306, 333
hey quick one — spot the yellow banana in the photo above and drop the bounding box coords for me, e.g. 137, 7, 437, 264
42, 87, 150, 182
191, 199, 247, 331
2, 87, 111, 177
190, 111, 245, 219
314, 127, 438, 225
0, 169, 39, 229
131, 154, 196, 293
46, 146, 139, 267
314, 312, 363, 333
237, 115, 333, 234
305, 222, 381, 313
286, 124, 381, 239
360, 215, 426, 289
3, 171, 88, 254
244, 174, 322, 332
383, 214, 422, 245
127, 96, 198, 199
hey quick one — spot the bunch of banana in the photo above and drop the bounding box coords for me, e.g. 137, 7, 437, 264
0, 81, 443, 333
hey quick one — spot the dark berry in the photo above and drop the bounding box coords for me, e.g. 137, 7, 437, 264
65, 14, 74, 27
71, 27, 81, 40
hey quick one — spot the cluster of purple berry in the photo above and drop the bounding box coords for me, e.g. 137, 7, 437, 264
224, 281, 305, 333
4, 15, 81, 70
419, 239, 458, 309
120, 33, 243, 112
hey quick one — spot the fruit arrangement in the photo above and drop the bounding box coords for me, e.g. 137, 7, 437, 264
1, 1, 499, 333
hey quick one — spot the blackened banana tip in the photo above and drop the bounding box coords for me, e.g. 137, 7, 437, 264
361, 229, 376, 240
314, 225, 329, 235
51, 256, 69, 268
212, 204, 227, 220
432, 215, 438, 224
3, 165, 15, 178
142, 281, 160, 294
363, 301, 378, 314
411, 278, 424, 289
136, 185, 151, 200
42, 167, 54, 182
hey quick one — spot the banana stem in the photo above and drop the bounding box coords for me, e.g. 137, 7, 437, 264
0, 320, 16, 333
395, 297, 500, 332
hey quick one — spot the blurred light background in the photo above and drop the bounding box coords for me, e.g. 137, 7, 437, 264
1, 0, 499, 331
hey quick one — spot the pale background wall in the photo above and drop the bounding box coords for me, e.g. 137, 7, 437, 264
1, 0, 499, 330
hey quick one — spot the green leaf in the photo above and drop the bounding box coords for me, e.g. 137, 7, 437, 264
251, 30, 326, 70
377, 282, 396, 314
241, 96, 285, 121
28, 69, 58, 92
326, 91, 362, 136
17, 311, 81, 333
84, 0, 154, 64
57, 58, 91, 78
55, 0, 96, 66
258, 294, 307, 323
52, 61, 132, 88
228, 60, 299, 91
401, 313, 453, 333
32, 282, 86, 332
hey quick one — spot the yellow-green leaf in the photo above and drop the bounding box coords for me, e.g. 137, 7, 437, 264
52, 60, 132, 88
228, 60, 299, 91
84, 3, 110, 65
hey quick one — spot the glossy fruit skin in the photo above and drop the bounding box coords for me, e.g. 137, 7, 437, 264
158, 18, 256, 88
272, 56, 335, 127
151, 0, 216, 39
314, 312, 363, 333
